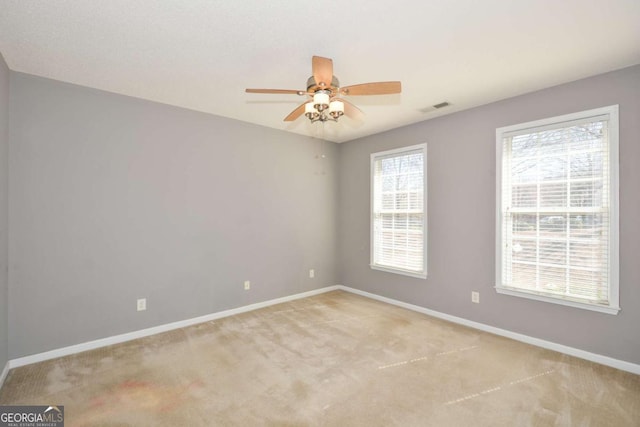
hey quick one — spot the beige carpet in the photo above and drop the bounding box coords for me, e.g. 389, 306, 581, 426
1, 290, 639, 426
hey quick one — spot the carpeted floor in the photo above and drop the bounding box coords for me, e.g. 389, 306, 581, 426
1, 290, 639, 426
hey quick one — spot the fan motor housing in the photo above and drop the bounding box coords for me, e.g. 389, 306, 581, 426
307, 76, 340, 94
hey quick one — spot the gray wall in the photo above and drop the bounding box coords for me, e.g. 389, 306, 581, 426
8, 73, 338, 358
4, 64, 639, 366
0, 54, 9, 369
338, 65, 640, 365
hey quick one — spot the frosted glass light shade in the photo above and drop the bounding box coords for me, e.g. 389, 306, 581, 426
329, 100, 344, 114
305, 102, 315, 114
313, 92, 329, 110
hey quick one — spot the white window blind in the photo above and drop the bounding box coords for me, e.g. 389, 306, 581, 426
496, 106, 619, 314
371, 144, 426, 278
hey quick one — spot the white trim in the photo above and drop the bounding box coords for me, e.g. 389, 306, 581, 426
495, 128, 503, 298
370, 143, 427, 159
370, 264, 427, 279
495, 105, 620, 314
8, 285, 340, 369
498, 106, 617, 137
495, 286, 620, 315
337, 285, 640, 375
5, 284, 638, 377
0, 361, 9, 388
370, 143, 428, 278
608, 105, 620, 312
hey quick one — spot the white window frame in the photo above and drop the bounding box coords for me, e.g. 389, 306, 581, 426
370, 143, 427, 279
495, 105, 619, 314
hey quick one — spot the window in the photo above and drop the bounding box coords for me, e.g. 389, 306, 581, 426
496, 106, 619, 314
371, 144, 427, 278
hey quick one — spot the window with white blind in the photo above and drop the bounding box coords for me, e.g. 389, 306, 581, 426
371, 144, 427, 278
496, 106, 619, 314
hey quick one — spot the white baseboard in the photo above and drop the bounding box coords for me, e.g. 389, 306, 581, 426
6, 284, 639, 377
8, 285, 340, 370
337, 285, 640, 375
0, 361, 9, 388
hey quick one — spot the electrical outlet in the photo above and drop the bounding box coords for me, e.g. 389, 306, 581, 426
137, 298, 147, 311
244, 280, 251, 290
309, 269, 315, 278
471, 291, 480, 304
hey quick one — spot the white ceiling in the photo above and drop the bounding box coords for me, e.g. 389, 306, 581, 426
1, 1, 639, 143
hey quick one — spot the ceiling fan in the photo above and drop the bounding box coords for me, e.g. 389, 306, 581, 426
246, 56, 401, 123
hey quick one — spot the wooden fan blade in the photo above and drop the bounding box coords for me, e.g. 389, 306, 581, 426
284, 103, 307, 122
246, 88, 304, 95
312, 56, 333, 88
340, 81, 402, 96
339, 98, 364, 120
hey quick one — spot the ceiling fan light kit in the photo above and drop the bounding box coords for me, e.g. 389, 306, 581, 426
246, 56, 401, 124
305, 90, 344, 123
312, 91, 330, 112
329, 100, 344, 118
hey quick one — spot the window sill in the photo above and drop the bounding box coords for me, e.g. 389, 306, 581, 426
371, 264, 426, 279
495, 286, 620, 315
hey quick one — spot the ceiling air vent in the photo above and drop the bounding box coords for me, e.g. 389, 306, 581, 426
418, 101, 451, 114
